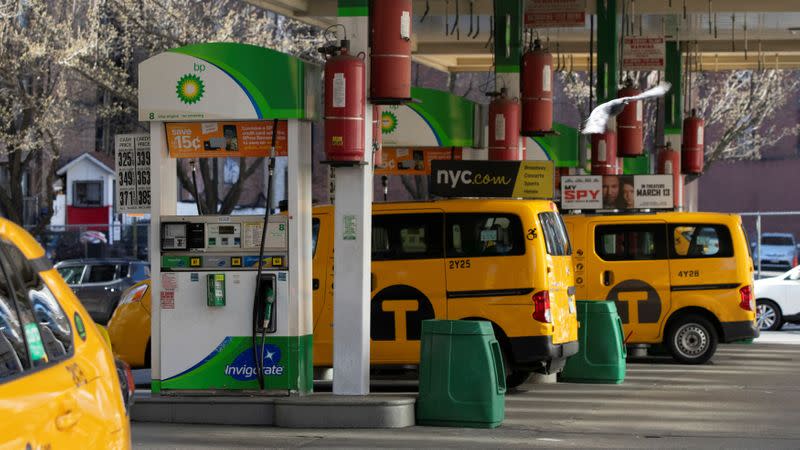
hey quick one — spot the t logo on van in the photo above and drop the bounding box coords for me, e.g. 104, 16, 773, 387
606, 279, 661, 324
371, 285, 435, 341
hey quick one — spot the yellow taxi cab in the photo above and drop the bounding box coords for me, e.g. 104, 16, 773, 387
108, 281, 151, 369
0, 218, 132, 448
563, 212, 759, 364
110, 199, 579, 388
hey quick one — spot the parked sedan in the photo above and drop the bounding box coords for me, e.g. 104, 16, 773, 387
754, 266, 800, 330
752, 232, 798, 272
55, 259, 150, 324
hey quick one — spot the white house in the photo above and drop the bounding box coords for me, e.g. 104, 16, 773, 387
56, 153, 116, 228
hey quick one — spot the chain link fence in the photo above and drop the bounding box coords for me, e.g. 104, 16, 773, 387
28, 222, 149, 263
739, 211, 800, 279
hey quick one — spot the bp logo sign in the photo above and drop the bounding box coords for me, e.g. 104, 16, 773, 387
381, 111, 398, 135
176, 73, 205, 104
224, 344, 284, 380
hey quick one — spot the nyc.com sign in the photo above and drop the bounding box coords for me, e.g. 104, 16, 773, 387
430, 160, 554, 199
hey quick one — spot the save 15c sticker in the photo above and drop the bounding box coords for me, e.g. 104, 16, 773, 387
115, 133, 151, 213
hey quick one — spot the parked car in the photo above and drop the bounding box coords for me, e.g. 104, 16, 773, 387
55, 259, 150, 324
754, 266, 800, 331
752, 232, 798, 272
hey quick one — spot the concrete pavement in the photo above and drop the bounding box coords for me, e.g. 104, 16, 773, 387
132, 341, 800, 448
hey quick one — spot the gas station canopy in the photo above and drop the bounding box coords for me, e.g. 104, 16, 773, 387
246, 0, 800, 72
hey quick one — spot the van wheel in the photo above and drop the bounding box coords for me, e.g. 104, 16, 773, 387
144, 341, 151, 369
756, 299, 783, 331
666, 314, 718, 365
501, 347, 532, 389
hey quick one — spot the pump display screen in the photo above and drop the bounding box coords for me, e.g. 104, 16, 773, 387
218, 226, 236, 235
162, 223, 188, 250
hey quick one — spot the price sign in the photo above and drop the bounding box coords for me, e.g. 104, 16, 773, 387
116, 134, 151, 213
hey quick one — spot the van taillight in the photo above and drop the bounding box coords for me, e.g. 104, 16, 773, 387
739, 285, 755, 311
532, 290, 552, 323
794, 254, 798, 268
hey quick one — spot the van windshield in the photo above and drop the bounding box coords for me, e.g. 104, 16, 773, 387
762, 236, 794, 246
538, 212, 572, 256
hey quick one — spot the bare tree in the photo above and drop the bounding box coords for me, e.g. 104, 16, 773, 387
693, 70, 800, 167
0, 1, 91, 232
63, 0, 325, 214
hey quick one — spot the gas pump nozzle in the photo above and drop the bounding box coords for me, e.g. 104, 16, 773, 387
256, 274, 276, 333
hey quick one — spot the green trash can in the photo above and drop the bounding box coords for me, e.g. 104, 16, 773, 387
560, 300, 626, 384
416, 320, 506, 428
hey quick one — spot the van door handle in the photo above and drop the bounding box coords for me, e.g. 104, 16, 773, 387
603, 270, 614, 287
55, 409, 81, 431
313, 278, 320, 290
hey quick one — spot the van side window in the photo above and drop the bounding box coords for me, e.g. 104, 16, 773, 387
312, 218, 320, 257
670, 224, 733, 258
0, 241, 74, 364
595, 225, 667, 261
87, 264, 116, 283
372, 214, 444, 260
445, 214, 524, 257
0, 261, 30, 380
538, 212, 572, 256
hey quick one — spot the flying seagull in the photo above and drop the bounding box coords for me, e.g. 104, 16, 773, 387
582, 82, 672, 134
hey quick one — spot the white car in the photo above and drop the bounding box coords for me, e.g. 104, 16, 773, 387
754, 266, 800, 330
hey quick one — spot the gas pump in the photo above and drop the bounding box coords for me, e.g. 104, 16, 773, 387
138, 43, 315, 396
158, 215, 292, 392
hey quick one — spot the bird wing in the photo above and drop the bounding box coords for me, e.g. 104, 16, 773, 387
582, 98, 626, 134
627, 81, 672, 101
581, 82, 672, 134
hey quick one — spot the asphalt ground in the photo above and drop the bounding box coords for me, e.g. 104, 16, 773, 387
132, 336, 800, 448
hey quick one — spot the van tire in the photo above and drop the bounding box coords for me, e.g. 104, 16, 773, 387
501, 347, 532, 389
756, 299, 783, 331
144, 340, 151, 369
666, 314, 718, 364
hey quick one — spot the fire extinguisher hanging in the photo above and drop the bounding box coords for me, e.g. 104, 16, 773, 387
657, 142, 683, 209
682, 109, 705, 174
369, 0, 412, 104
617, 78, 644, 157
521, 39, 553, 136
372, 105, 383, 168
487, 88, 522, 161
590, 131, 617, 175
320, 38, 366, 164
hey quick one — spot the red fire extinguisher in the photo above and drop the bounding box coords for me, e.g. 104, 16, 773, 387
320, 39, 366, 163
372, 105, 383, 167
657, 142, 683, 209
682, 109, 705, 174
617, 78, 644, 157
487, 88, 521, 161
591, 131, 617, 175
521, 39, 553, 136
369, 0, 412, 104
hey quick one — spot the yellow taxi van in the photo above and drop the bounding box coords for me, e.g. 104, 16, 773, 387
110, 199, 578, 388
563, 212, 758, 364
0, 218, 131, 448
312, 199, 579, 387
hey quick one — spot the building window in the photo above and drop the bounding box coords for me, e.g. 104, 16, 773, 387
73, 181, 103, 207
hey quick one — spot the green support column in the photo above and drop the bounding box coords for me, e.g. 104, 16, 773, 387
664, 41, 683, 138
596, 0, 618, 104
338, 0, 368, 17
493, 0, 523, 78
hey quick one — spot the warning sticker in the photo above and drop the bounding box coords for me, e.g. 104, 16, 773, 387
160, 291, 175, 310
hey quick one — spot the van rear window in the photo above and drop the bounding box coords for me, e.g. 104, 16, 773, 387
669, 224, 733, 258
445, 214, 524, 258
538, 212, 572, 256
